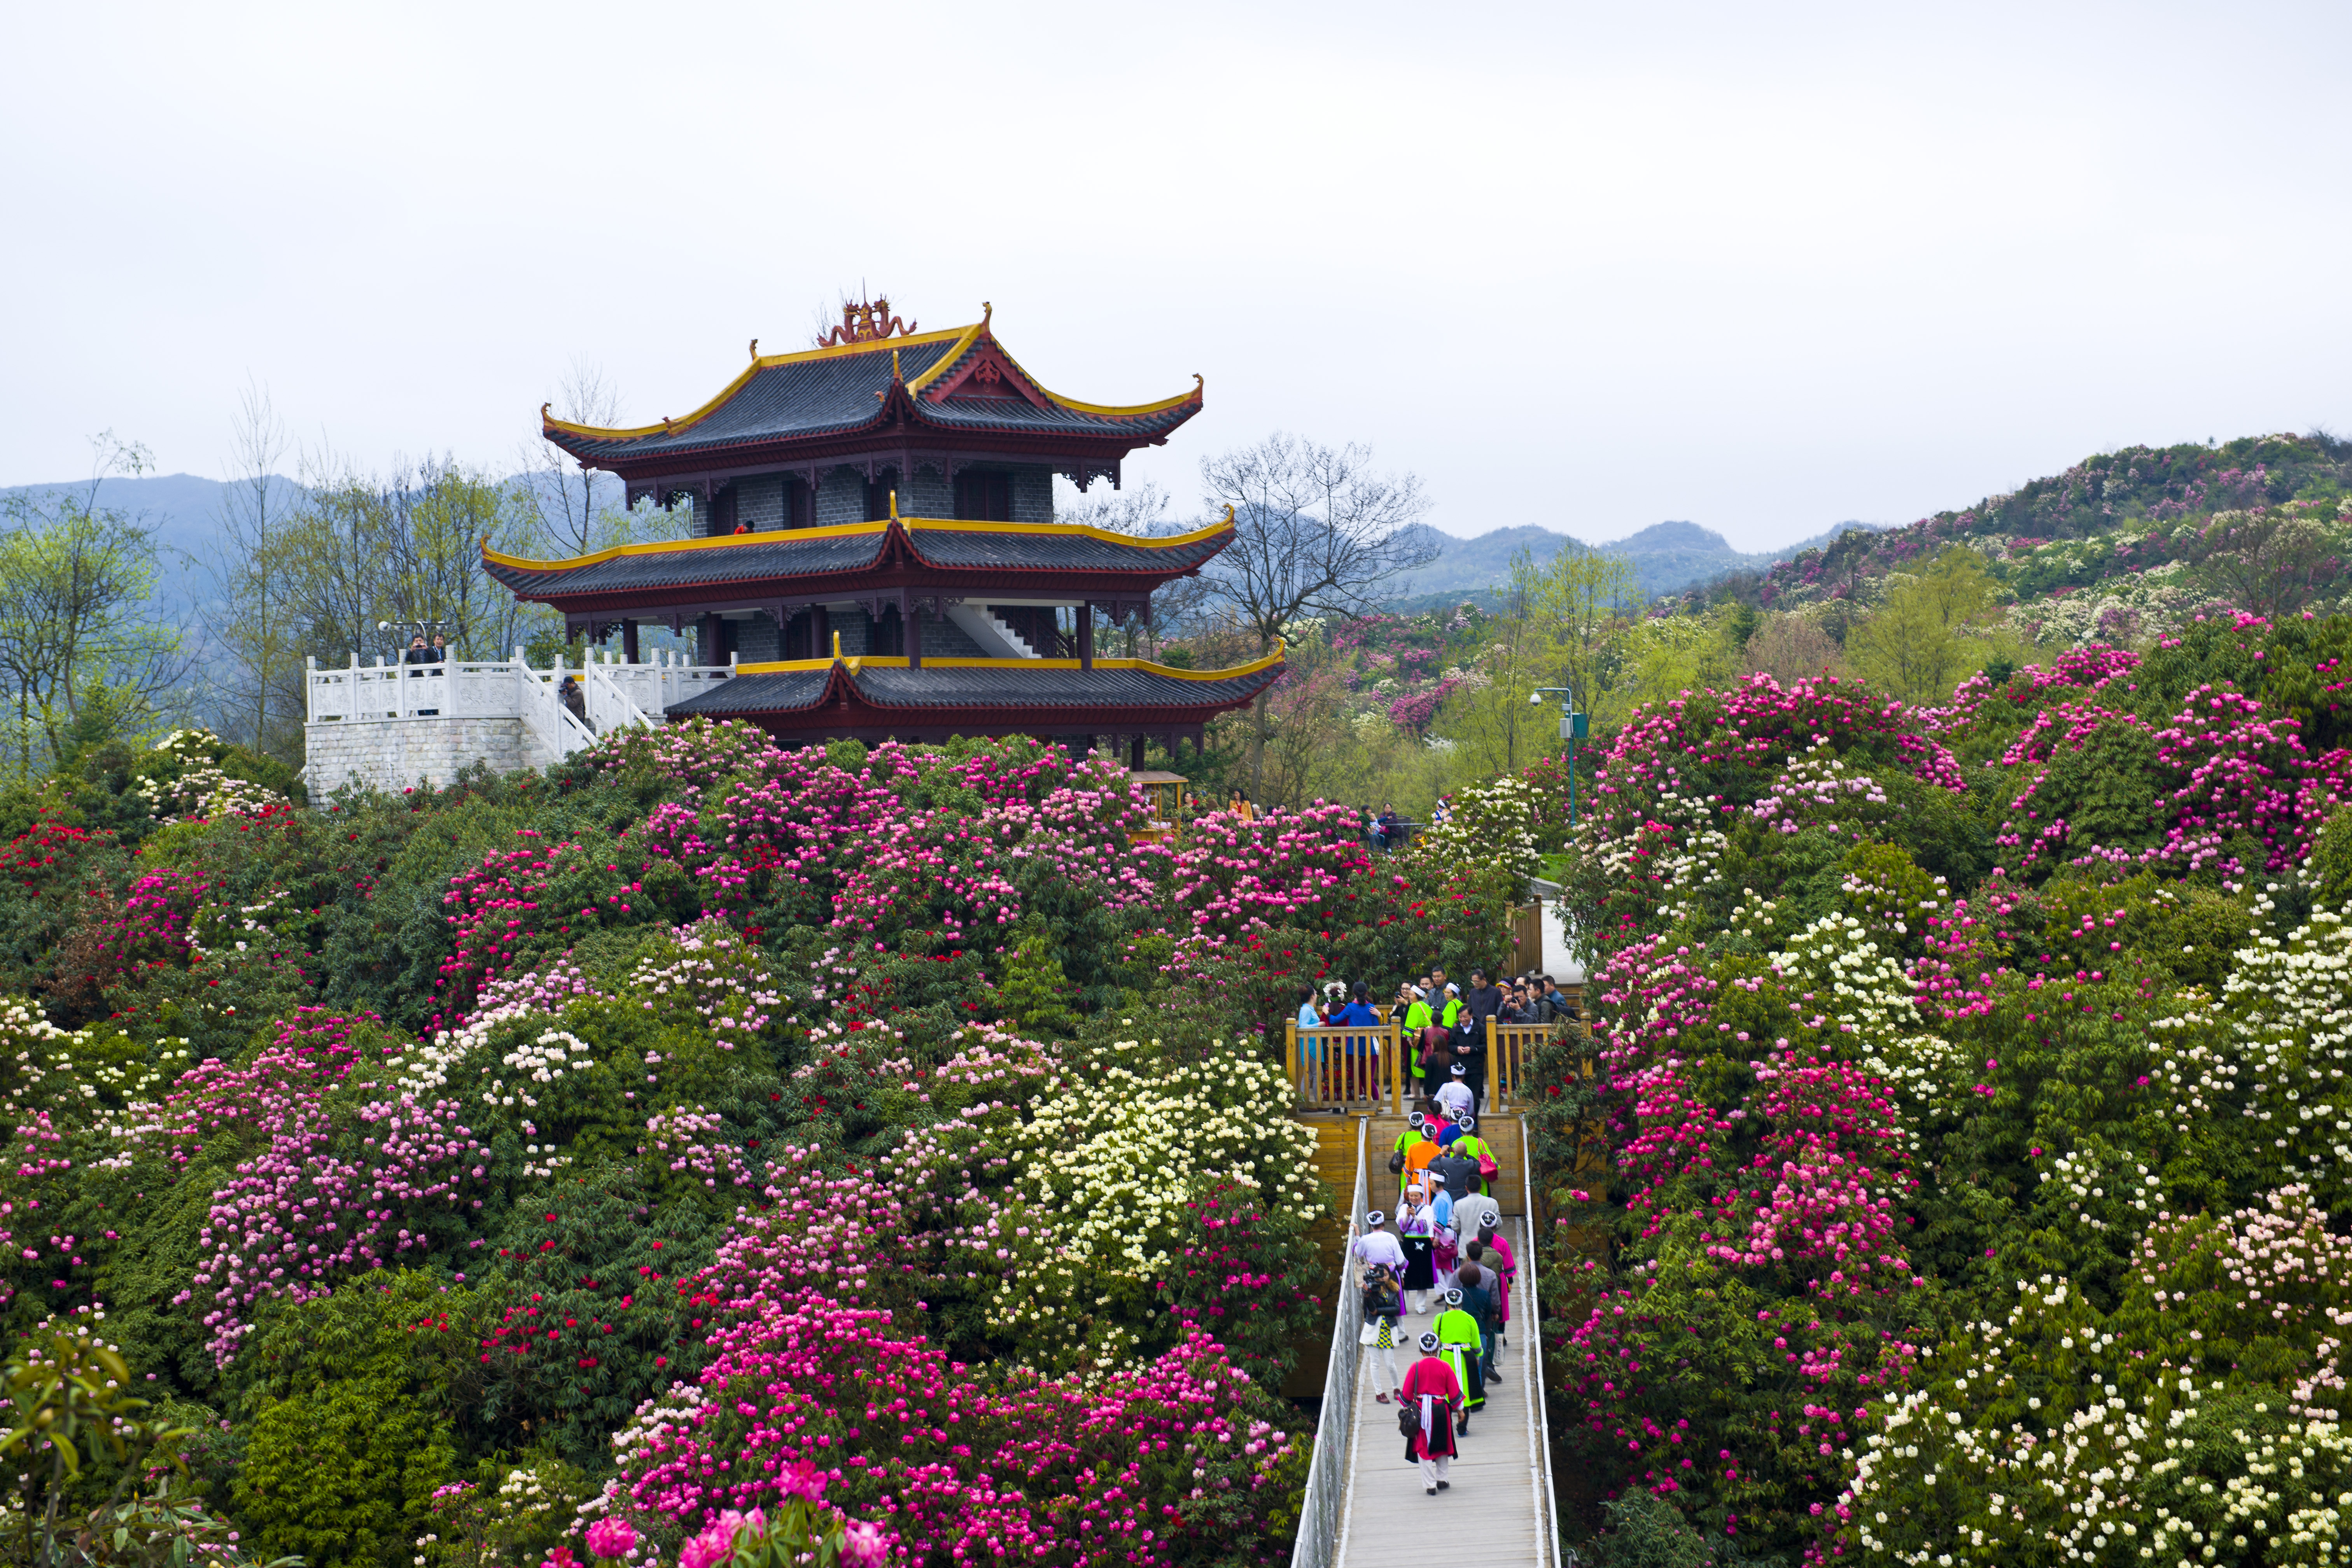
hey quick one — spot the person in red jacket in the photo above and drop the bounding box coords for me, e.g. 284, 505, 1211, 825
1401, 1329, 1463, 1495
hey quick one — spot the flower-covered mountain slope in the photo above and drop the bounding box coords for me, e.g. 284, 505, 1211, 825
0, 726, 1522, 1566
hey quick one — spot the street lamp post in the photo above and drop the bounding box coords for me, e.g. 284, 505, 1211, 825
1531, 686, 1587, 828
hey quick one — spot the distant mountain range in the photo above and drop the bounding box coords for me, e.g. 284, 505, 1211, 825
0, 471, 1880, 617
1383, 517, 1888, 606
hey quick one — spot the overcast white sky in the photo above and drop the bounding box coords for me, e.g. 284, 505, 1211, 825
5, 1, 2348, 548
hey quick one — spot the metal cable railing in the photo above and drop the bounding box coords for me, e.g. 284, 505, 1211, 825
1289, 1117, 1368, 1568
1524, 1132, 1563, 1564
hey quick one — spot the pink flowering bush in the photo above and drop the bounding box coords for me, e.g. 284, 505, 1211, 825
611, 1292, 1304, 1566
0, 725, 1430, 1564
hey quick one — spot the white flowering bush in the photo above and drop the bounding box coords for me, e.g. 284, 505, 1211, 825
1416, 768, 1545, 883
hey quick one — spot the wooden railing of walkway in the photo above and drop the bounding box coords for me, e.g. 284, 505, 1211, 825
1283, 1010, 1575, 1117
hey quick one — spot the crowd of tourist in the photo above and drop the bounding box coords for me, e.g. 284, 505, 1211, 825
1296, 967, 1576, 1115
1351, 1107, 1517, 1496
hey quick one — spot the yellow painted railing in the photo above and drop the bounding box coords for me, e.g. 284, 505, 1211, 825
1485, 1020, 1552, 1113
1284, 1022, 1404, 1111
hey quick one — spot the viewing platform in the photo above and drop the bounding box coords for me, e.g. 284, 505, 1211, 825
301, 649, 733, 794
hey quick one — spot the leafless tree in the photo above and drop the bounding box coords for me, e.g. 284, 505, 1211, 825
1056, 478, 1172, 536
513, 358, 623, 558
196, 380, 304, 757
1196, 433, 1435, 796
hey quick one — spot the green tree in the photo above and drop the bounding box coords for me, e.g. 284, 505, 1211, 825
1536, 543, 1642, 729
234, 1275, 468, 1568
1439, 549, 1560, 777
0, 433, 188, 778
1846, 544, 2002, 702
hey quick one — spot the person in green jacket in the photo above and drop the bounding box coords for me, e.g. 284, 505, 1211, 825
1433, 1285, 1487, 1431
1396, 982, 1435, 1102
1450, 1125, 1497, 1197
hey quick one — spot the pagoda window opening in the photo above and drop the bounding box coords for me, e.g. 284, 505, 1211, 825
706, 486, 739, 537
873, 604, 905, 656
954, 471, 1013, 522
786, 476, 814, 530
863, 470, 900, 523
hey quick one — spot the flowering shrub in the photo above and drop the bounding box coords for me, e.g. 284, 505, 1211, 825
0, 726, 1416, 1564
1533, 613, 2352, 1561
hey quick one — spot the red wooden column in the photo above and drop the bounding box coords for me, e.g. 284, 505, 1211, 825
1076, 603, 1094, 669
622, 620, 640, 662
907, 600, 924, 667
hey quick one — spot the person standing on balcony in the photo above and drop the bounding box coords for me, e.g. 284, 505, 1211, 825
1396, 983, 1433, 1105
404, 633, 443, 715
1333, 982, 1380, 1104
1295, 988, 1335, 1113
1458, 968, 1503, 1111
1400, 1330, 1461, 1494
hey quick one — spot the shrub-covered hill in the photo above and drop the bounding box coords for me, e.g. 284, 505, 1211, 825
1524, 611, 2352, 1565
0, 724, 1516, 1567
1659, 430, 2352, 635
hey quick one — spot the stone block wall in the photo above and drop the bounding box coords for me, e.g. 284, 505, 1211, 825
305, 716, 544, 796
814, 466, 869, 528
1011, 465, 1054, 522
736, 475, 788, 530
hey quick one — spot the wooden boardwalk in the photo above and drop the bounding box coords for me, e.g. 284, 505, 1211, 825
1330, 1213, 1552, 1566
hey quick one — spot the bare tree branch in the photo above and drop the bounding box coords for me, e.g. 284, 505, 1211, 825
1194, 433, 1435, 795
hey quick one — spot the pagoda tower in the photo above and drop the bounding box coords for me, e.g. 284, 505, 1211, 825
486, 300, 1278, 756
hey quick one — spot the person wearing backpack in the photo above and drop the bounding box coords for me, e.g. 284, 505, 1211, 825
1452, 1260, 1500, 1391
1360, 1264, 1405, 1404
1449, 1120, 1500, 1197
1400, 1330, 1461, 1494
1401, 1117, 1442, 1194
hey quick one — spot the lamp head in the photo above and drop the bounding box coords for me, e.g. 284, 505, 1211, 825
1530, 690, 1543, 706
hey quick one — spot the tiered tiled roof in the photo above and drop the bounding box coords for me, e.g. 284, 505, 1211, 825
480, 516, 1231, 611
663, 650, 1283, 741
539, 307, 1200, 474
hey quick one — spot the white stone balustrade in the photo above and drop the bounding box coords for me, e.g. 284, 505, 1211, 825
302, 649, 735, 796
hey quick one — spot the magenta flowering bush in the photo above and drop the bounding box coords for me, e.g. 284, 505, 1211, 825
610, 1290, 1304, 1566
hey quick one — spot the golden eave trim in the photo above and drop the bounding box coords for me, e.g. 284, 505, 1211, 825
481, 515, 1234, 574
542, 324, 976, 442
730, 646, 1286, 682
539, 304, 1202, 444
